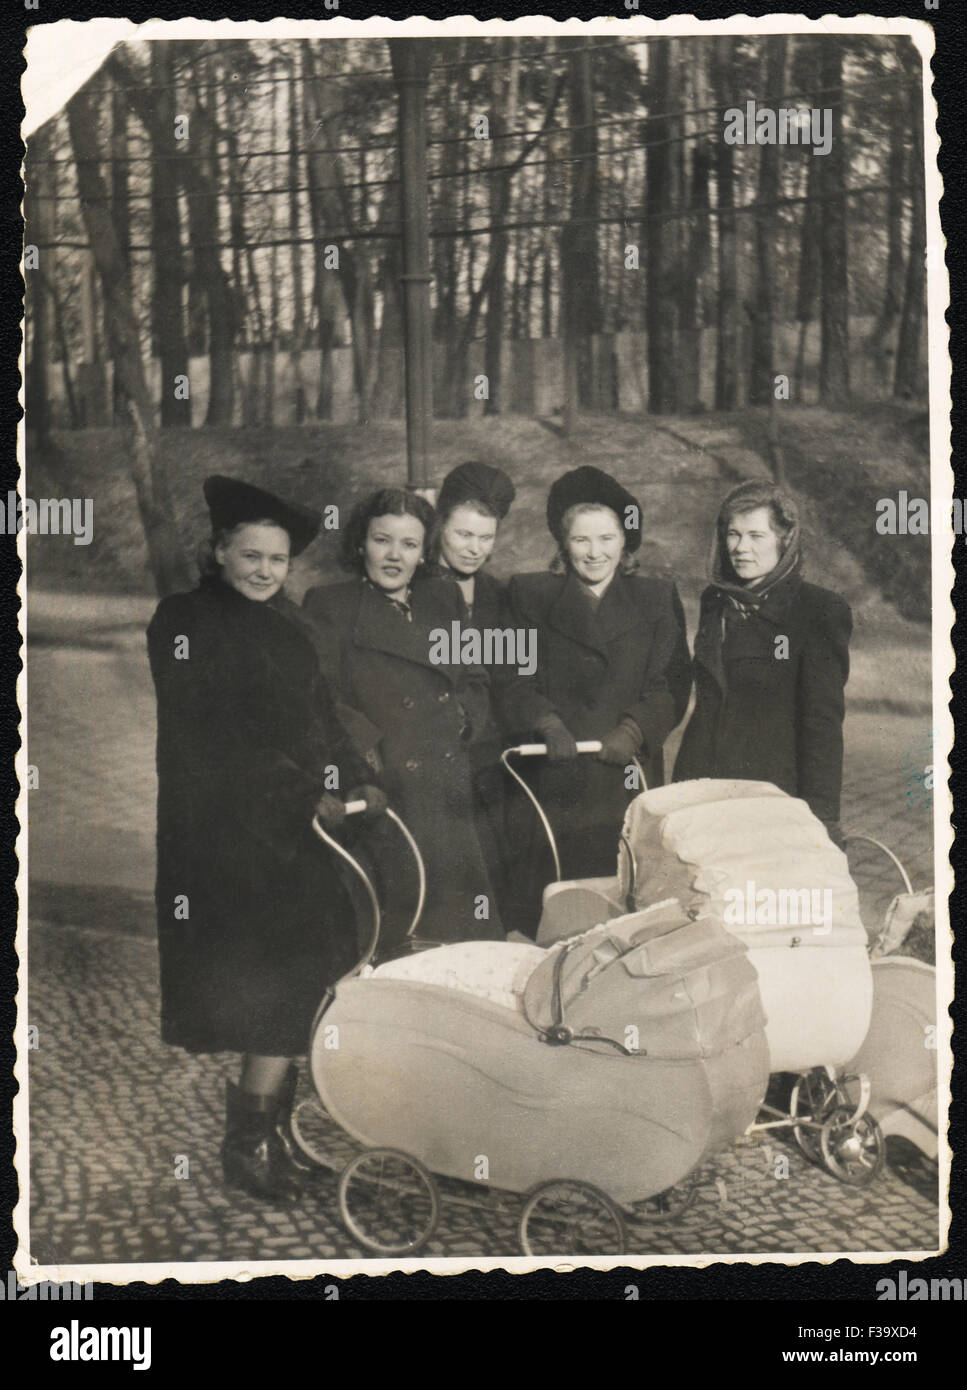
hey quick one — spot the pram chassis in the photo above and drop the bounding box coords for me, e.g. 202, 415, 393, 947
293, 753, 904, 1254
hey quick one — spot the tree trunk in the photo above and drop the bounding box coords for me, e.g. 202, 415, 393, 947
678, 39, 712, 413
795, 152, 822, 403
187, 56, 237, 427
870, 91, 907, 359
483, 40, 520, 416
110, 82, 130, 424
645, 37, 681, 414
749, 36, 788, 405
713, 37, 738, 410
67, 86, 191, 596
288, 63, 308, 424
818, 40, 851, 406
562, 38, 602, 423
150, 42, 191, 427
24, 124, 53, 442
894, 56, 927, 400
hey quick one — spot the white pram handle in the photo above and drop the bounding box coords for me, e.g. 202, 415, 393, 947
511, 740, 603, 758
311, 801, 427, 976
501, 740, 633, 884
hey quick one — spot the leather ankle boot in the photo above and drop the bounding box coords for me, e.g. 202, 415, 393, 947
220, 1080, 306, 1202
274, 1064, 315, 1174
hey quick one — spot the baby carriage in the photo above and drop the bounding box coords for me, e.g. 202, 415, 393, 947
294, 748, 938, 1256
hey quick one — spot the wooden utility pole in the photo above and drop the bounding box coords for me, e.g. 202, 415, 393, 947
389, 40, 433, 489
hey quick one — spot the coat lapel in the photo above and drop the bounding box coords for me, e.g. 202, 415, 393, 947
596, 572, 646, 645
353, 581, 456, 684
549, 570, 640, 658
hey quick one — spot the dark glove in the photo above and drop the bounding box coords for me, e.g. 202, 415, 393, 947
823, 820, 847, 851
314, 791, 347, 831
597, 717, 643, 767
347, 784, 388, 822
535, 713, 578, 763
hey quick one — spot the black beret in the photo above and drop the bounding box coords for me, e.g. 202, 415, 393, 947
546, 466, 642, 552
437, 461, 516, 521
203, 475, 321, 557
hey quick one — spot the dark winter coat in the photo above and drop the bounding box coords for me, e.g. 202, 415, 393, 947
146, 576, 373, 1056
431, 566, 513, 919
673, 574, 851, 825
302, 577, 504, 945
498, 569, 692, 904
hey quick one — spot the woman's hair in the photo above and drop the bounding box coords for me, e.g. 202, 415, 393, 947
431, 496, 500, 560
197, 516, 290, 579
717, 481, 798, 556
339, 487, 436, 573
549, 503, 639, 576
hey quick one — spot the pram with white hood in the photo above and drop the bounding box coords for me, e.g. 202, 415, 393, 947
289, 743, 936, 1254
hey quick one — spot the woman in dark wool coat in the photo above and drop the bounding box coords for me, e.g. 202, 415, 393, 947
303, 487, 505, 948
500, 466, 692, 929
673, 479, 851, 842
147, 476, 385, 1203
428, 461, 518, 920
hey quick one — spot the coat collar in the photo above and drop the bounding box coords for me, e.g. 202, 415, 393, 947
352, 579, 457, 684
549, 569, 642, 656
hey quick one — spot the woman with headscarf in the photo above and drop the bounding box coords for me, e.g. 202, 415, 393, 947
500, 466, 691, 925
146, 475, 386, 1203
673, 479, 852, 843
302, 487, 505, 948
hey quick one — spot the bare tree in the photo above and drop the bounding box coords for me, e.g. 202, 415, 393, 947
66, 84, 191, 595
818, 40, 851, 406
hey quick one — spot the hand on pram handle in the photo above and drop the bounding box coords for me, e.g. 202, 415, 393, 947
344, 785, 388, 821
510, 738, 603, 757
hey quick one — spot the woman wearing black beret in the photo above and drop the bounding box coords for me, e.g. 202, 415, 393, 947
673, 480, 851, 842
147, 475, 385, 1202
500, 466, 692, 925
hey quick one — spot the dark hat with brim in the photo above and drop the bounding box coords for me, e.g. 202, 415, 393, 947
546, 466, 642, 552
203, 475, 321, 557
438, 461, 516, 521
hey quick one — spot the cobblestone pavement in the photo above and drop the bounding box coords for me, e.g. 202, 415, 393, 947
22, 630, 944, 1270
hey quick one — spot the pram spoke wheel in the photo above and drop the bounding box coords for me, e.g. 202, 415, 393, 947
337, 1148, 440, 1255
818, 1108, 886, 1187
290, 1097, 337, 1170
790, 1069, 840, 1164
518, 1181, 627, 1257
631, 1175, 698, 1224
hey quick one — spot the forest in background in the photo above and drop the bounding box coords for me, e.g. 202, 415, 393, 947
25, 33, 927, 434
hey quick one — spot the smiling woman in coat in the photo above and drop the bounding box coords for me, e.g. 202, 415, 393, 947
672, 479, 852, 842
302, 487, 505, 949
499, 466, 692, 928
147, 475, 385, 1205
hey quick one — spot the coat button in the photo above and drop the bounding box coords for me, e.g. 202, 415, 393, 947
402, 696, 414, 709
438, 692, 450, 703
405, 758, 420, 772
443, 751, 455, 761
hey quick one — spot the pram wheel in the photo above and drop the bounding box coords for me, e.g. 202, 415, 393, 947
290, 1097, 337, 1170
337, 1148, 440, 1255
819, 1108, 886, 1187
518, 1181, 627, 1257
790, 1069, 840, 1164
631, 1174, 698, 1224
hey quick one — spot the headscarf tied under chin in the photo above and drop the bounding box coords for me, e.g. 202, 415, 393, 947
707, 480, 802, 614
695, 482, 803, 689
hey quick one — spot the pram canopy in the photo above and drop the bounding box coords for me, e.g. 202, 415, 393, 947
309, 779, 874, 1204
